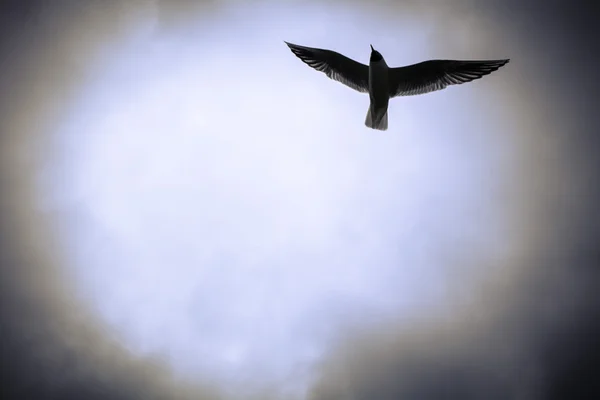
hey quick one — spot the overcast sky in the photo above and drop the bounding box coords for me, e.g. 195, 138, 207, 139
1, 1, 599, 400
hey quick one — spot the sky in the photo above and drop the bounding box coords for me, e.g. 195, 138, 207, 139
1, 1, 599, 400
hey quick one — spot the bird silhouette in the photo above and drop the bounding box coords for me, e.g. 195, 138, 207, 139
285, 42, 509, 131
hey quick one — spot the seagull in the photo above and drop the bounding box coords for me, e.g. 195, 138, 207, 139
284, 42, 509, 131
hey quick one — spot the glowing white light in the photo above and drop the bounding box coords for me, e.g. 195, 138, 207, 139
42, 3, 517, 397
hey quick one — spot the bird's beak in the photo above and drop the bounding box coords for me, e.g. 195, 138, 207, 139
370, 44, 374, 51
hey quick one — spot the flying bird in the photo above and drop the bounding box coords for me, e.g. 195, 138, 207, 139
285, 42, 509, 131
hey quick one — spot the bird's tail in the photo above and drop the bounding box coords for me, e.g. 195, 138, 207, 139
365, 107, 388, 131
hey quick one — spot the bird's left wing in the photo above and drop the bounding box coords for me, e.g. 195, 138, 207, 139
388, 59, 509, 98
285, 42, 369, 93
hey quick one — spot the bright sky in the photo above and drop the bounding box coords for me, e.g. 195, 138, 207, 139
39, 2, 519, 398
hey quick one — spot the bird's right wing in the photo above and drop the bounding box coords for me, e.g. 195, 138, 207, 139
388, 59, 510, 97
285, 42, 369, 93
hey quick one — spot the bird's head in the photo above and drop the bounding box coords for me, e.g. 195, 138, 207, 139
370, 44, 383, 62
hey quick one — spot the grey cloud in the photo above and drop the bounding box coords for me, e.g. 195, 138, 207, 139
1, 1, 598, 399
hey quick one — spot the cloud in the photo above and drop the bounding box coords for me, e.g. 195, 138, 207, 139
1, 1, 598, 399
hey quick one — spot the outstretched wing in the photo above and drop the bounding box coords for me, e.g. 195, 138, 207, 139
388, 59, 509, 97
285, 42, 369, 93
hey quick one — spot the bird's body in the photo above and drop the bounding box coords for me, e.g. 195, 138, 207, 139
367, 49, 390, 130
284, 42, 509, 131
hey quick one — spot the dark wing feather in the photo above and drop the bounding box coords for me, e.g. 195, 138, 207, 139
285, 42, 369, 93
389, 59, 510, 97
